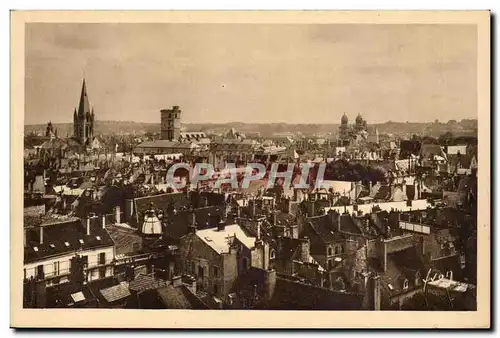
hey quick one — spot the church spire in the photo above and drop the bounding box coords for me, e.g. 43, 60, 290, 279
77, 78, 90, 117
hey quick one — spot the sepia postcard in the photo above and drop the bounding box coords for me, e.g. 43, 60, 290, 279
11, 10, 490, 329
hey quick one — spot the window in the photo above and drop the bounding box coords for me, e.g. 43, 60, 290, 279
327, 259, 333, 269
99, 252, 106, 265
328, 247, 333, 256
198, 266, 204, 278
36, 265, 44, 279
270, 250, 276, 260
99, 267, 106, 279
212, 266, 218, 278
53, 261, 60, 276
242, 257, 249, 271
191, 262, 195, 275
81, 255, 88, 267
403, 279, 409, 290
213, 283, 218, 295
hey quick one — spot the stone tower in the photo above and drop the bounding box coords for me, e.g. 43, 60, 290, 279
160, 106, 181, 141
73, 79, 95, 145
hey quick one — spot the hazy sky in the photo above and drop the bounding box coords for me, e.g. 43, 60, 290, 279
25, 23, 477, 125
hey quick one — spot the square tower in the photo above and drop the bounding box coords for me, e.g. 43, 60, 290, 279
160, 106, 182, 141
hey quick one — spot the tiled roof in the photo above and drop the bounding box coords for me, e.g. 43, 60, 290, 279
164, 205, 225, 239
308, 215, 342, 243
100, 283, 131, 303
155, 284, 193, 309
24, 218, 114, 264
106, 225, 142, 252
128, 274, 168, 293
265, 277, 364, 310
134, 192, 190, 219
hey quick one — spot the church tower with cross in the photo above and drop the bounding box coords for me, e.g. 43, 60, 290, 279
73, 78, 95, 145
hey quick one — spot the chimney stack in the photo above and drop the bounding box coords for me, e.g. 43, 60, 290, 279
273, 211, 277, 226
310, 200, 315, 217
172, 275, 182, 287
300, 237, 310, 262
86, 217, 91, 236
114, 205, 121, 224
217, 220, 226, 232
338, 213, 342, 233
39, 226, 45, 244
101, 215, 106, 229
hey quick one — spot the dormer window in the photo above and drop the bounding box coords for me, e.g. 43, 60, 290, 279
270, 249, 276, 260
403, 279, 409, 290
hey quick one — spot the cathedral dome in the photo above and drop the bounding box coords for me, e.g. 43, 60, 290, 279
341, 113, 348, 125
356, 113, 363, 124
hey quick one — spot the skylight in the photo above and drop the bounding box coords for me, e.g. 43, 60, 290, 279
49, 244, 55, 248
64, 242, 70, 247
33, 246, 39, 252
79, 239, 84, 244
96, 236, 101, 241
388, 284, 394, 290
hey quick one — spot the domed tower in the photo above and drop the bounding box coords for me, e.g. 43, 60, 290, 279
355, 113, 367, 133
141, 203, 163, 237
339, 113, 349, 140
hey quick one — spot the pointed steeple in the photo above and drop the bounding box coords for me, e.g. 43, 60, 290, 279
77, 78, 90, 117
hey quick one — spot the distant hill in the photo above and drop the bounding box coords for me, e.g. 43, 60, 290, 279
24, 119, 477, 138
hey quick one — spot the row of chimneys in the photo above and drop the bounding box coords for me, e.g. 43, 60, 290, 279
24, 206, 121, 247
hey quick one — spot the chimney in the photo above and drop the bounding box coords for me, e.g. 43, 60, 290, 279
191, 210, 196, 226
338, 214, 342, 232
114, 205, 121, 224
86, 218, 91, 236
372, 274, 381, 311
300, 237, 310, 262
264, 269, 277, 303
273, 212, 277, 226
172, 275, 182, 287
217, 220, 226, 232
101, 215, 106, 229
310, 200, 315, 217
252, 199, 256, 218
257, 221, 261, 240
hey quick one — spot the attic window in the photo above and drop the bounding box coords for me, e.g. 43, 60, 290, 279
79, 239, 84, 244
64, 242, 70, 247
33, 246, 39, 252
49, 244, 55, 248
96, 236, 101, 241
